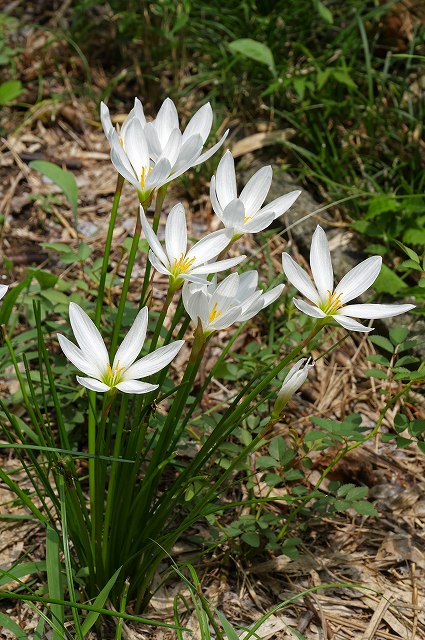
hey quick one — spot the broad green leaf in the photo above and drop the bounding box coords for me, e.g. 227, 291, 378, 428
353, 501, 379, 516
33, 269, 59, 290
389, 327, 409, 345
241, 531, 260, 547
228, 39, 276, 76
0, 80, 23, 105
0, 612, 28, 638
365, 369, 388, 380
369, 335, 394, 353
395, 241, 419, 263
373, 264, 407, 295
29, 161, 78, 221
80, 567, 122, 635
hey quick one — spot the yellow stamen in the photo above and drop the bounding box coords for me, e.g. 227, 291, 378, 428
172, 253, 196, 275
140, 166, 152, 189
209, 303, 222, 324
104, 360, 126, 386
244, 215, 251, 223
321, 290, 344, 314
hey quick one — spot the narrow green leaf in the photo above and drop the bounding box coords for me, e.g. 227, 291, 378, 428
81, 567, 122, 635
0, 561, 47, 588
314, 0, 333, 24
29, 160, 78, 221
216, 610, 240, 640
0, 611, 28, 638
228, 39, 276, 76
46, 526, 64, 639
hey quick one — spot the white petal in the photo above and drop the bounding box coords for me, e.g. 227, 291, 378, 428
282, 358, 309, 386
333, 315, 372, 333
113, 307, 148, 371
335, 256, 382, 304
261, 284, 284, 309
243, 210, 275, 233
183, 286, 209, 325
159, 128, 182, 168
140, 206, 169, 266
310, 225, 333, 302
170, 134, 203, 175
216, 151, 237, 209
165, 203, 187, 261
210, 306, 242, 330
182, 103, 213, 144
123, 340, 185, 380
144, 122, 162, 161
100, 102, 113, 139
239, 166, 272, 214
76, 376, 111, 393
155, 98, 179, 147
209, 273, 239, 316
69, 303, 109, 374
260, 190, 301, 218
133, 97, 146, 126
149, 250, 171, 276
124, 118, 150, 179
238, 297, 264, 321
293, 298, 326, 318
221, 199, 245, 230
110, 133, 140, 190
339, 303, 415, 319
192, 130, 229, 167
145, 157, 172, 190
236, 272, 257, 300
186, 229, 233, 266
0, 284, 8, 300
57, 334, 102, 378
282, 254, 320, 305
191, 254, 245, 274
209, 176, 224, 218
115, 380, 158, 394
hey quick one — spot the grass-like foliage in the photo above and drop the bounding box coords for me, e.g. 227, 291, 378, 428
0, 63, 424, 639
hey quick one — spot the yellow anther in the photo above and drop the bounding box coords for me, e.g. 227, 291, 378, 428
140, 166, 151, 189
104, 360, 125, 386
172, 253, 196, 275
323, 290, 343, 314
209, 303, 222, 324
244, 215, 251, 223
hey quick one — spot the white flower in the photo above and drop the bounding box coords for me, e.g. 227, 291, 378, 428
58, 303, 184, 394
182, 272, 283, 335
140, 204, 245, 287
101, 97, 228, 202
210, 150, 301, 236
282, 225, 415, 333
0, 285, 8, 301
273, 357, 314, 416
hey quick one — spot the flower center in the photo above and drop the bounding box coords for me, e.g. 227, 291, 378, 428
172, 253, 196, 275
209, 303, 222, 324
103, 360, 126, 387
320, 290, 344, 315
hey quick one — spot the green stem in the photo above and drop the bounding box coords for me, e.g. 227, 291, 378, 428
110, 216, 142, 357
149, 284, 176, 352
95, 174, 124, 327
